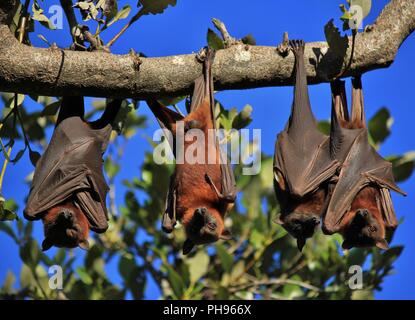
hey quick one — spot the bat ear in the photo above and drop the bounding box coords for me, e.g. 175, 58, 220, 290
219, 229, 232, 241
182, 239, 195, 255
42, 238, 54, 251
375, 239, 389, 250
273, 215, 284, 225
78, 239, 90, 251
342, 240, 353, 250
297, 238, 306, 252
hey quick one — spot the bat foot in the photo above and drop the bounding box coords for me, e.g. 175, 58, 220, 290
289, 39, 305, 55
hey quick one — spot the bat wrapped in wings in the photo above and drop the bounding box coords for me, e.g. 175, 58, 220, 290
323, 77, 406, 250
147, 48, 236, 255
273, 40, 339, 251
24, 96, 122, 251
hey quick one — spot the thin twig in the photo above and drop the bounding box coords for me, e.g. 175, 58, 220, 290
212, 18, 238, 47
229, 278, 322, 293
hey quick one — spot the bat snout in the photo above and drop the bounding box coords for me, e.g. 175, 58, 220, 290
284, 213, 320, 240
57, 208, 74, 224
356, 209, 369, 219
187, 207, 221, 245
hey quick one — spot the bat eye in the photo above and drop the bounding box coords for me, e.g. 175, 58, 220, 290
207, 221, 217, 230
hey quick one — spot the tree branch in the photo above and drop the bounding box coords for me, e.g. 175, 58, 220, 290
0, 0, 414, 99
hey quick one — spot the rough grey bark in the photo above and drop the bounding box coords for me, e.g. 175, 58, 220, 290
0, 0, 414, 99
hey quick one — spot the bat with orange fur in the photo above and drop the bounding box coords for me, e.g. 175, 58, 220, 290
147, 48, 236, 255
24, 96, 122, 251
323, 77, 406, 250
273, 40, 339, 251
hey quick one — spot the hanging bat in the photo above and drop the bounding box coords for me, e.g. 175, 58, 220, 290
147, 48, 236, 255
323, 77, 406, 250
24, 96, 122, 251
273, 40, 339, 251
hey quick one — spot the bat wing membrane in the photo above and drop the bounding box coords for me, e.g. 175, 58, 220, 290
24, 117, 111, 231
324, 130, 405, 233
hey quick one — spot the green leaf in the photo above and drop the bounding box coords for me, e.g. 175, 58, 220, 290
368, 107, 392, 148
76, 267, 93, 285
19, 239, 40, 269
318, 120, 330, 135
41, 101, 61, 117
104, 157, 120, 179
347, 248, 367, 266
186, 250, 209, 284
232, 104, 253, 130
249, 229, 264, 249
106, 5, 131, 27
11, 149, 25, 164
165, 265, 185, 298
32, 2, 56, 30
119, 253, 136, 280
29, 150, 41, 167
351, 289, 374, 300
158, 96, 186, 107
241, 34, 256, 45
0, 209, 18, 221
0, 223, 19, 243
207, 28, 224, 50
54, 248, 66, 265
387, 152, 415, 182
20, 264, 35, 289
2, 271, 16, 293
380, 246, 403, 267
216, 244, 233, 273
138, 0, 177, 16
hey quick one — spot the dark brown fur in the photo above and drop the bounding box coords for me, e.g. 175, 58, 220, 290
273, 40, 337, 251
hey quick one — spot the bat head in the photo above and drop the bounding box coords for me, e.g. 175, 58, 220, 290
182, 207, 232, 255
276, 212, 320, 252
42, 202, 90, 251
341, 209, 388, 250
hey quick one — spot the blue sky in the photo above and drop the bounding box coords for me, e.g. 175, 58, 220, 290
1, 0, 414, 299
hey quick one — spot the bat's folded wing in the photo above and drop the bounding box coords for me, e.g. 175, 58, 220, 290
24, 117, 111, 232
219, 149, 237, 203
274, 131, 338, 198
162, 174, 177, 233
324, 131, 406, 233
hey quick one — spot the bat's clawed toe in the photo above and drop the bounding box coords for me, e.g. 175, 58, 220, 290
289, 39, 305, 53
